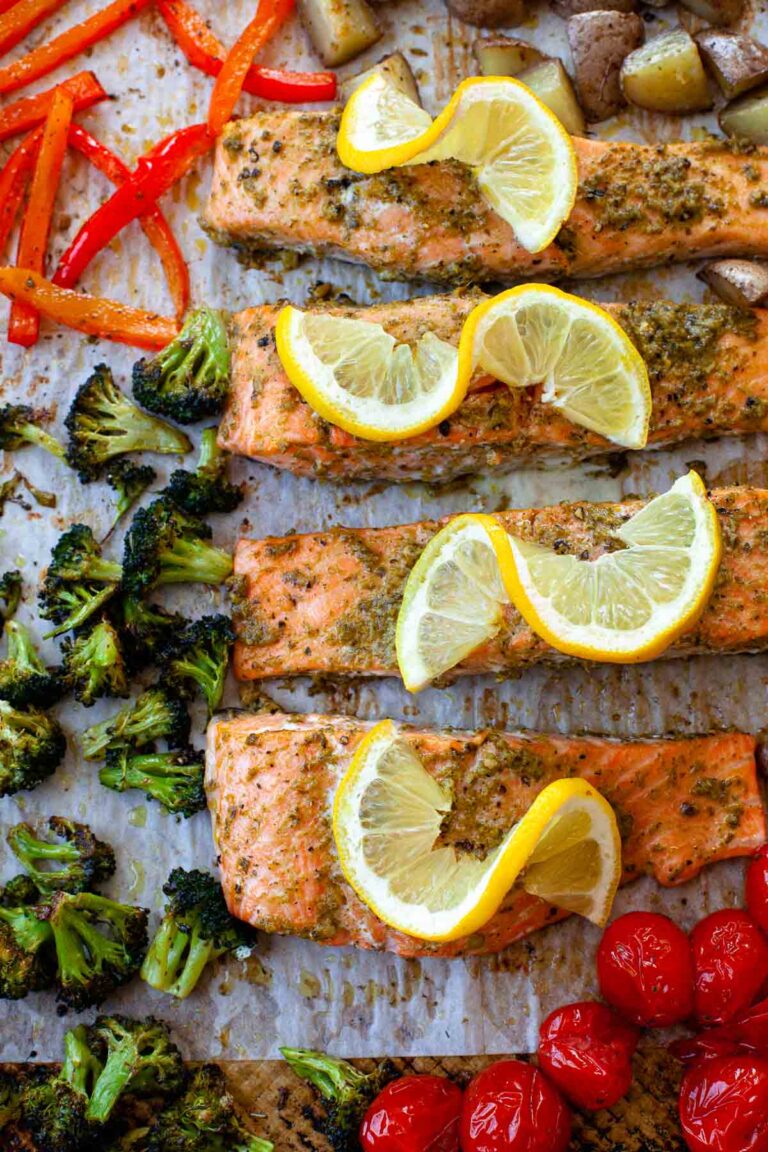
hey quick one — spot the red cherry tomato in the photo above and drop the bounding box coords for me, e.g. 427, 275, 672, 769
679, 1056, 768, 1152
597, 912, 694, 1027
538, 1001, 639, 1111
460, 1060, 571, 1152
746, 845, 768, 937
359, 1074, 462, 1152
671, 996, 768, 1064
691, 909, 768, 1027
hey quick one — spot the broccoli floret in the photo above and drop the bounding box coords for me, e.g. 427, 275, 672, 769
39, 524, 122, 638
122, 498, 233, 595
0, 569, 22, 628
0, 1068, 24, 1132
0, 699, 66, 796
39, 890, 148, 1011
160, 615, 234, 716
7, 816, 116, 895
62, 618, 129, 706
0, 403, 66, 459
39, 579, 119, 640
100, 747, 205, 817
82, 687, 191, 761
0, 873, 40, 907
141, 868, 253, 1000
0, 902, 54, 999
105, 458, 157, 538
133, 308, 230, 425
22, 1024, 102, 1152
81, 1014, 185, 1125
146, 1063, 273, 1152
281, 1049, 395, 1152
65, 365, 192, 482
0, 620, 63, 708
163, 429, 243, 517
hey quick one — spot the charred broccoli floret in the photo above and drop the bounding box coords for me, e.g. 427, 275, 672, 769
82, 1014, 185, 1125
141, 869, 253, 1000
0, 902, 54, 999
160, 615, 234, 716
0, 699, 66, 796
0, 403, 65, 459
39, 524, 122, 638
110, 593, 185, 670
0, 620, 63, 708
82, 686, 191, 761
7, 817, 116, 895
133, 308, 230, 425
0, 874, 40, 907
163, 429, 243, 517
0, 569, 22, 627
0, 1067, 24, 1132
281, 1049, 396, 1152
65, 365, 191, 482
100, 746, 205, 817
61, 618, 129, 706
40, 890, 148, 1011
122, 498, 233, 595
146, 1063, 273, 1152
105, 458, 157, 537
22, 1025, 101, 1152
39, 579, 119, 639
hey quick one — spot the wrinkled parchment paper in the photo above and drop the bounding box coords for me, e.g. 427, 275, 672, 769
1, 0, 767, 1063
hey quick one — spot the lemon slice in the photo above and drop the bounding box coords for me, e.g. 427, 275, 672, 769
337, 74, 578, 254
395, 513, 514, 692
459, 285, 652, 449
333, 719, 621, 942
275, 305, 467, 442
506, 471, 721, 662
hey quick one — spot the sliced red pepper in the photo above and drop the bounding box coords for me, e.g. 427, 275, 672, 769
0, 71, 107, 143
0, 0, 72, 60
0, 267, 179, 348
207, 0, 294, 135
158, 0, 335, 103
0, 0, 152, 96
9, 86, 73, 345
0, 128, 40, 258
54, 121, 211, 292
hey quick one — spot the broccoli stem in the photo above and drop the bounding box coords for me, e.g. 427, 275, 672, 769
280, 1049, 370, 1101
141, 917, 216, 999
16, 420, 66, 460
157, 537, 234, 585
86, 1046, 136, 1125
42, 583, 118, 639
62, 1025, 102, 1095
6, 621, 46, 673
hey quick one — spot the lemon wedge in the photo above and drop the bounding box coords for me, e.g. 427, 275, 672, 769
506, 471, 721, 662
333, 719, 621, 942
459, 284, 652, 449
395, 513, 514, 692
275, 305, 467, 442
337, 74, 578, 254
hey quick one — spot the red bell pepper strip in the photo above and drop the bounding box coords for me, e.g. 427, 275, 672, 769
67, 124, 189, 318
54, 121, 211, 292
158, 0, 335, 103
0, 70, 106, 143
207, 0, 294, 135
9, 86, 73, 345
0, 0, 72, 60
0, 128, 39, 257
0, 0, 152, 96
0, 267, 179, 348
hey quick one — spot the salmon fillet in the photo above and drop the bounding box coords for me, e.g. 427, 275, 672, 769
205, 712, 766, 957
220, 295, 768, 482
232, 486, 768, 681
203, 113, 768, 283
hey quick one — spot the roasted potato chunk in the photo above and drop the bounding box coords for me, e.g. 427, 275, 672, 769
679, 0, 743, 25
445, 0, 528, 27
696, 31, 768, 100
699, 259, 768, 308
554, 0, 636, 14
620, 30, 712, 113
474, 36, 546, 76
341, 51, 421, 104
519, 59, 586, 134
719, 86, 768, 143
296, 0, 381, 67
567, 11, 644, 122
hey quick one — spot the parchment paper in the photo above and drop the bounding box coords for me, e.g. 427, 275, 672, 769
1, 0, 767, 1063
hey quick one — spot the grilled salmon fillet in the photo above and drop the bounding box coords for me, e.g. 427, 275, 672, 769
204, 112, 768, 283
232, 486, 768, 681
220, 296, 768, 482
206, 712, 766, 957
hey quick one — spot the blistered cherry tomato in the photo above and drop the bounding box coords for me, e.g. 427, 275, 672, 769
746, 845, 768, 937
597, 912, 694, 1027
359, 1074, 462, 1152
460, 1060, 571, 1152
671, 996, 768, 1065
679, 1056, 768, 1152
691, 909, 768, 1026
537, 1001, 639, 1111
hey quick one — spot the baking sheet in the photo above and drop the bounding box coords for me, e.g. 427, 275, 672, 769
1, 0, 767, 1063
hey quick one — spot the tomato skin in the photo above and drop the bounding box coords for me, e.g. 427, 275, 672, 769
538, 1001, 639, 1111
746, 845, 768, 937
359, 1074, 462, 1152
691, 909, 768, 1027
679, 1056, 768, 1152
460, 1060, 571, 1152
671, 997, 768, 1064
597, 912, 694, 1027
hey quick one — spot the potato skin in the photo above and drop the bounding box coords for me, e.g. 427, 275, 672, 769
696, 31, 768, 100
296, 0, 381, 66
621, 30, 712, 113
699, 259, 768, 307
678, 0, 743, 25
567, 11, 644, 122
474, 36, 547, 76
553, 0, 636, 15
445, 0, 527, 27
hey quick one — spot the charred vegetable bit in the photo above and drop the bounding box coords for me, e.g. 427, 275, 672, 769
160, 613, 234, 715
145, 1062, 273, 1152
7, 816, 116, 895
22, 1025, 101, 1152
47, 524, 123, 584
0, 569, 22, 626
111, 592, 185, 669
141, 868, 254, 1000
0, 900, 54, 1000
0, 873, 41, 907
85, 1014, 185, 1124
65, 364, 191, 482
81, 685, 191, 760
39, 580, 118, 639
163, 427, 243, 516
62, 617, 129, 706
122, 497, 233, 594
105, 457, 157, 536
0, 403, 66, 459
0, 699, 66, 796
39, 524, 122, 638
0, 1067, 24, 1131
133, 306, 230, 424
100, 746, 206, 816
281, 1048, 396, 1152
0, 619, 63, 708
